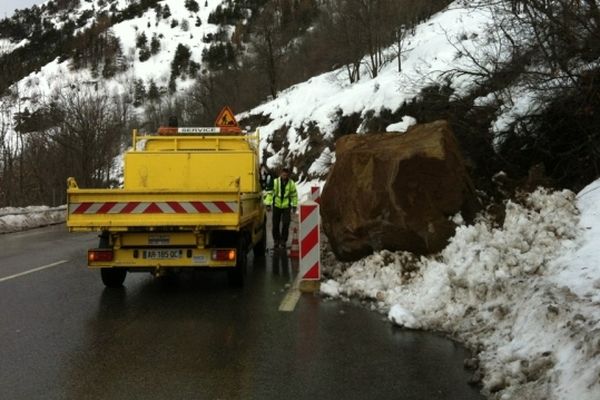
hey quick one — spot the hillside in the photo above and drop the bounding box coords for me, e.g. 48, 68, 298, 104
1, 0, 230, 114
0, 0, 452, 207
0, 0, 599, 201
240, 3, 494, 181
2, 0, 597, 212
242, 0, 600, 198
0, 0, 261, 206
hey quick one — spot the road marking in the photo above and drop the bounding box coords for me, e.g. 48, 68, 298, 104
279, 275, 302, 312
0, 260, 69, 283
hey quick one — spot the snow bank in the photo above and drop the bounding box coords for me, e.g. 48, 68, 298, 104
388, 305, 419, 329
0, 206, 66, 234
321, 186, 600, 399
552, 180, 600, 303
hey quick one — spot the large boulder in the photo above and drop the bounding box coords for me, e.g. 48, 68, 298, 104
321, 120, 478, 261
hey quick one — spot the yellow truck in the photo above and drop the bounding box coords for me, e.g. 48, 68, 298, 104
66, 114, 266, 288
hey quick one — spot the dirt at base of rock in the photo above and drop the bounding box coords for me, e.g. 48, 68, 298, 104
321, 120, 479, 262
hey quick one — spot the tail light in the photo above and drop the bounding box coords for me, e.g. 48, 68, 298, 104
88, 249, 114, 262
211, 249, 236, 261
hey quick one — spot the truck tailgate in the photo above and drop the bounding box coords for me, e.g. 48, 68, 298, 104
67, 188, 247, 231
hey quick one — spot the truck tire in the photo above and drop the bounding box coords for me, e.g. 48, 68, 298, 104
98, 232, 126, 288
101, 268, 127, 288
228, 238, 247, 287
253, 219, 267, 259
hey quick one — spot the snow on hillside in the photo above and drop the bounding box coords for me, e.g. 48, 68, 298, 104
242, 1, 495, 174
0, 38, 29, 55
7, 0, 499, 179
110, 0, 230, 92
40, 0, 140, 32
321, 185, 600, 400
7, 0, 229, 123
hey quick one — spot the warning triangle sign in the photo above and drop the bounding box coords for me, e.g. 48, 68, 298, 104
215, 106, 239, 128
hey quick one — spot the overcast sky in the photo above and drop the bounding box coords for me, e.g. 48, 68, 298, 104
0, 0, 44, 19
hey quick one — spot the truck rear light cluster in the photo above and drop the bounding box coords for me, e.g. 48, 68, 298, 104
88, 249, 114, 262
211, 249, 236, 261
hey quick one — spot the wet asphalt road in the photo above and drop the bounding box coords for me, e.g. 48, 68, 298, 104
0, 225, 484, 400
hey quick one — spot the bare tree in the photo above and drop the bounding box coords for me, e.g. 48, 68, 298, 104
319, 0, 448, 82
440, 0, 600, 187
252, 7, 285, 99
50, 85, 128, 187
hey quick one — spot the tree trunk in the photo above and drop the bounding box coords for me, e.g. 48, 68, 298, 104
266, 31, 278, 99
397, 27, 402, 72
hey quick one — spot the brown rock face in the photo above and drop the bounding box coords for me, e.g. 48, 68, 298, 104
321, 120, 478, 261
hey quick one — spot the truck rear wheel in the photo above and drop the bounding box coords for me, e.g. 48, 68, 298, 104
253, 219, 267, 259
101, 268, 127, 288
228, 238, 247, 287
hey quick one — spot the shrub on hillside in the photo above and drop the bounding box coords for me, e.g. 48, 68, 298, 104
185, 0, 200, 13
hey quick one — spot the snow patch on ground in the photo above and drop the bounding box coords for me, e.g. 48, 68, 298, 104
320, 279, 341, 297
388, 305, 419, 329
321, 186, 600, 399
0, 206, 66, 234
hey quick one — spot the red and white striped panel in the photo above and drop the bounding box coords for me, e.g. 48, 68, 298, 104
299, 201, 320, 280
310, 186, 321, 204
69, 201, 238, 215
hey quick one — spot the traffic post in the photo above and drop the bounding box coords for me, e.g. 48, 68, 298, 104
299, 200, 321, 293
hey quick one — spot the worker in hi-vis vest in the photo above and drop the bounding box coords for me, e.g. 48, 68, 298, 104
264, 167, 298, 249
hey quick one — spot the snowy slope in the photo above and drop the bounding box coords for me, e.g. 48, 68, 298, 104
7, 0, 499, 177
241, 2, 494, 175
110, 0, 230, 92
5, 0, 229, 124
321, 185, 600, 400
43, 0, 132, 31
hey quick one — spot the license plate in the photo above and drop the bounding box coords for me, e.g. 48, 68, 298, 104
143, 249, 182, 259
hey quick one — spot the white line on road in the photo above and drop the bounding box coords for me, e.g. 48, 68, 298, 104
0, 260, 69, 283
279, 275, 302, 312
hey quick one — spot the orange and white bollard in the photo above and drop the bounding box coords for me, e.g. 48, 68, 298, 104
288, 227, 300, 259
